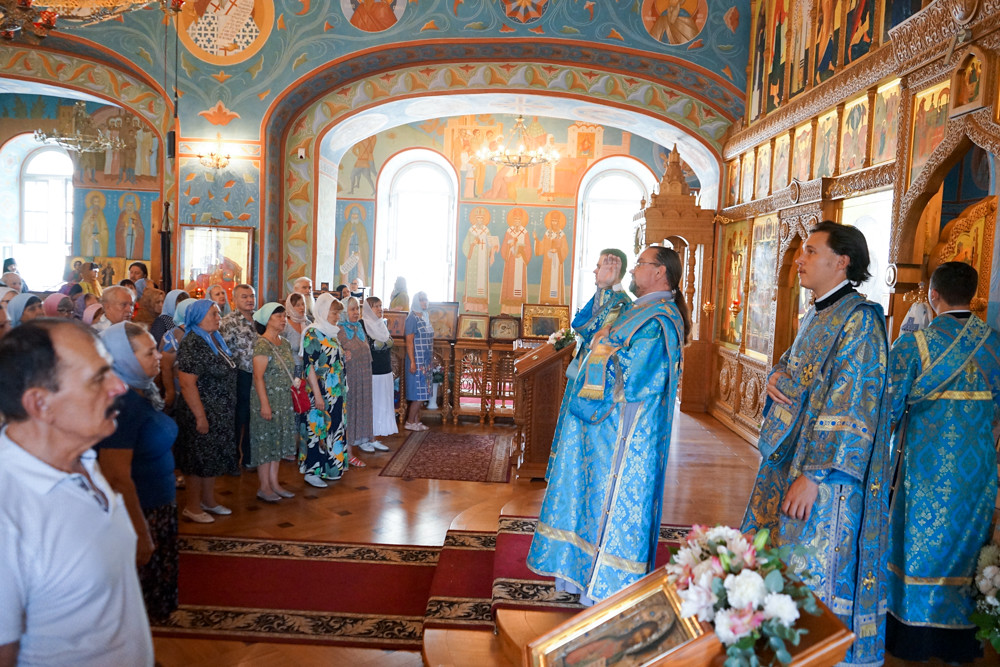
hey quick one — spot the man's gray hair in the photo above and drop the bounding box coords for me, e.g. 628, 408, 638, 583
100, 285, 132, 304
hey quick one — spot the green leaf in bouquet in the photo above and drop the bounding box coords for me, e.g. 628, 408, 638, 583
764, 568, 784, 593
991, 634, 1000, 653
753, 529, 770, 551
775, 646, 793, 664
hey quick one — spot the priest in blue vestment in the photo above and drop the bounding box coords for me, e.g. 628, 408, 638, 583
527, 245, 690, 604
545, 248, 632, 479
886, 261, 1000, 663
742, 221, 891, 667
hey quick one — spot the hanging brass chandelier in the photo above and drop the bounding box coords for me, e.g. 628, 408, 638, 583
1, 0, 183, 41
34, 100, 126, 153
476, 114, 559, 173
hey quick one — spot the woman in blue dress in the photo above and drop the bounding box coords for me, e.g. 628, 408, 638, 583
404, 291, 434, 431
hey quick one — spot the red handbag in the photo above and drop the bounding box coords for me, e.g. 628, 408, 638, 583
265, 337, 310, 414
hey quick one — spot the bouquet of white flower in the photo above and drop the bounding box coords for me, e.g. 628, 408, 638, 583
547, 327, 576, 351
972, 543, 1000, 652
667, 525, 820, 666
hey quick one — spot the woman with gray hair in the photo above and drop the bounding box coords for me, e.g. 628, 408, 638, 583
403, 291, 433, 431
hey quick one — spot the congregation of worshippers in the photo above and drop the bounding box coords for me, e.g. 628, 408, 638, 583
2, 233, 998, 666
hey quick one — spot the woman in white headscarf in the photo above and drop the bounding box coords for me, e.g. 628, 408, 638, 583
363, 296, 397, 443
299, 293, 348, 488
403, 291, 433, 430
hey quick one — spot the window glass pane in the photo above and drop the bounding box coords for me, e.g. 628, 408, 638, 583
25, 149, 74, 176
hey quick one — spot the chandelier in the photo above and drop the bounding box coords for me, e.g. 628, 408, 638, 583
1, 0, 182, 41
0, 0, 56, 40
34, 100, 125, 153
198, 133, 230, 170
477, 115, 558, 173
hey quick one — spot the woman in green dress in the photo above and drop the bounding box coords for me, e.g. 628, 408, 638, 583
250, 302, 298, 502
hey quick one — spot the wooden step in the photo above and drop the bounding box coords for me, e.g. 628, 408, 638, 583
495, 608, 577, 666
422, 628, 513, 667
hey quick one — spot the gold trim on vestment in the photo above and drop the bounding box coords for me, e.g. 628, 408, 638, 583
535, 521, 597, 556
926, 390, 992, 400
887, 610, 977, 630
888, 562, 971, 586
915, 330, 930, 370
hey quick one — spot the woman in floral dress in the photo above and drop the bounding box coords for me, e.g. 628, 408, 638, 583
338, 297, 374, 466
250, 302, 297, 502
299, 293, 347, 488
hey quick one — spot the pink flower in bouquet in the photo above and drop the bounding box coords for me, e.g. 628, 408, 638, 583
678, 571, 718, 622
715, 606, 765, 644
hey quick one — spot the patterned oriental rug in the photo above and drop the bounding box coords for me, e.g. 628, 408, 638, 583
152, 536, 438, 650
490, 517, 690, 616
380, 429, 512, 483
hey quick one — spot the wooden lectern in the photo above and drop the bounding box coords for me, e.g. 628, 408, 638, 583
511, 342, 575, 479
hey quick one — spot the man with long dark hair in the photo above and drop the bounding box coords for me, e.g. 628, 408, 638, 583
528, 245, 690, 604
742, 221, 890, 667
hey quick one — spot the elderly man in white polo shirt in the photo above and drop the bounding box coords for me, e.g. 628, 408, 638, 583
0, 320, 153, 667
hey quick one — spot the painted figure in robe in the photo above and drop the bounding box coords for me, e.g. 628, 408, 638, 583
534, 210, 570, 305
461, 206, 499, 314
80, 192, 109, 257
528, 246, 689, 603
115, 194, 145, 259
886, 261, 1000, 664
499, 207, 531, 316
545, 248, 632, 480
742, 221, 891, 667
339, 204, 370, 287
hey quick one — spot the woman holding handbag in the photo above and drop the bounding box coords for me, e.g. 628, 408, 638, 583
249, 302, 298, 502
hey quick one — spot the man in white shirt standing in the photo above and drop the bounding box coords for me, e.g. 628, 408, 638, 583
0, 320, 153, 667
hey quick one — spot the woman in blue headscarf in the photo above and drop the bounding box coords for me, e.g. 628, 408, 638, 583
6, 293, 43, 328
338, 296, 374, 464
207, 283, 232, 317
150, 289, 189, 345
174, 299, 237, 523
96, 322, 179, 623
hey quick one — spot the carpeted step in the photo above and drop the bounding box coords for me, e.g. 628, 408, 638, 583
423, 529, 497, 631
490, 516, 690, 617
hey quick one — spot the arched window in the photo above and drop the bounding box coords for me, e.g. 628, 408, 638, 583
573, 157, 656, 311
22, 148, 74, 245
373, 149, 458, 302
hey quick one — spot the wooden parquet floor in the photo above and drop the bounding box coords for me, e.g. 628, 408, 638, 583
152, 413, 992, 667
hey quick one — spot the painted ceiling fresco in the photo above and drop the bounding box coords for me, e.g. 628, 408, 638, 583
29, 0, 749, 145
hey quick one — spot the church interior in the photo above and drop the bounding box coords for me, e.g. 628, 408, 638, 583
2, 0, 1000, 664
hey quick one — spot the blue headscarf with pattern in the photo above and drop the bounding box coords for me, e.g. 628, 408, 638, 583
184, 299, 231, 356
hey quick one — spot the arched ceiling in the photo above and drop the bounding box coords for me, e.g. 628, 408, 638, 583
315, 92, 721, 206
20, 0, 749, 146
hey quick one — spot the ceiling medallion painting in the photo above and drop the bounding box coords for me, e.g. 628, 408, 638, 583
642, 0, 708, 45
500, 0, 549, 24
341, 0, 405, 32
176, 0, 273, 65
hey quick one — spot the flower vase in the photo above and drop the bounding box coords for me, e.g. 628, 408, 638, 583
427, 382, 440, 410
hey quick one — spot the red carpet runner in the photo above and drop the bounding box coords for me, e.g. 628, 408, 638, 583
152, 535, 438, 649
423, 529, 497, 631
491, 517, 690, 616
380, 429, 512, 483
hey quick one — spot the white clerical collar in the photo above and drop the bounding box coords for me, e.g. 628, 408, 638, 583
815, 280, 850, 302
938, 308, 972, 317
612, 283, 623, 292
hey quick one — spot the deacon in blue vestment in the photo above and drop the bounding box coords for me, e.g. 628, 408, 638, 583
528, 246, 690, 604
886, 262, 1000, 663
545, 248, 632, 479
742, 221, 891, 667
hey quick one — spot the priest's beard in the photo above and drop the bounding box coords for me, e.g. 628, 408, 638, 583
629, 279, 639, 296
305, 292, 316, 319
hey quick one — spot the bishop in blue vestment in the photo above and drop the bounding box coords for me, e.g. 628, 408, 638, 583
528, 246, 690, 603
742, 222, 891, 667
886, 262, 1000, 663
546, 249, 632, 479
